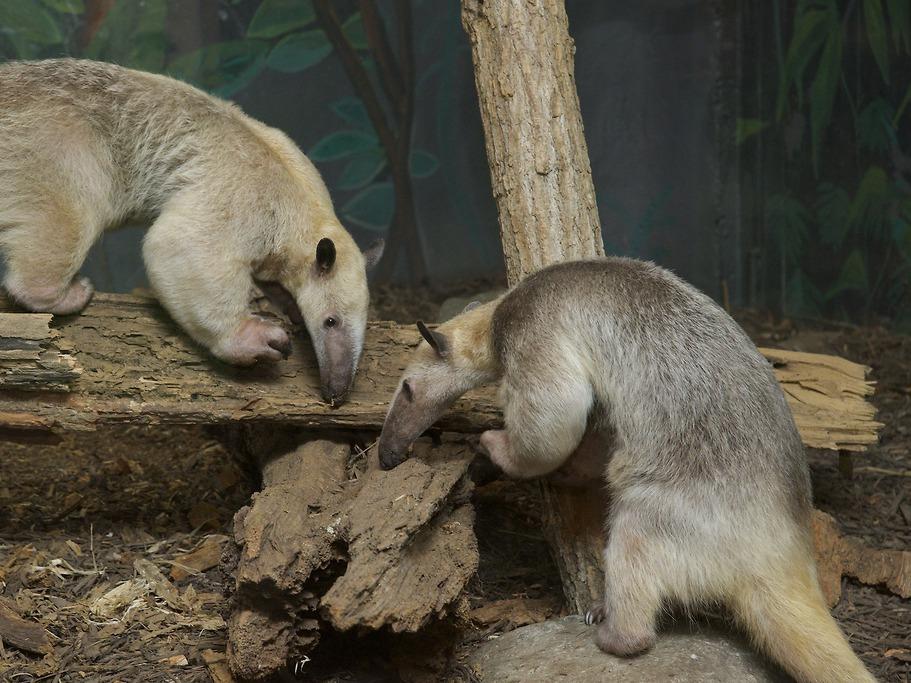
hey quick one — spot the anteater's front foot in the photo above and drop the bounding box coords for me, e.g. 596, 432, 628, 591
215, 317, 291, 366
595, 622, 656, 657
7, 276, 94, 315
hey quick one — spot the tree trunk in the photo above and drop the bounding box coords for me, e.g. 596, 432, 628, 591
460, 0, 615, 615
461, 0, 603, 285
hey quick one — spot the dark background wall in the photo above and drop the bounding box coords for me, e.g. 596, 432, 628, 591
1, 0, 909, 328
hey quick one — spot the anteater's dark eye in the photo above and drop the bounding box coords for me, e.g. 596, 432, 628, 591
402, 379, 414, 401
325, 316, 337, 328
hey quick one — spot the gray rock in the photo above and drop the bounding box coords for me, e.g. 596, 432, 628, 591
467, 616, 791, 682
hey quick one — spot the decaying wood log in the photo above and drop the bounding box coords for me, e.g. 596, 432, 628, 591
228, 437, 477, 681
0, 313, 80, 393
761, 348, 881, 451
0, 294, 499, 437
0, 301, 880, 451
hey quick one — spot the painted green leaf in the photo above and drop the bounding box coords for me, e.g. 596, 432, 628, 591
857, 98, 896, 153
816, 183, 851, 248
864, 0, 891, 83
168, 40, 269, 97
247, 0, 315, 39
776, 8, 829, 119
0, 3, 63, 46
342, 12, 368, 50
735, 118, 769, 145
809, 28, 842, 176
785, 268, 822, 316
310, 130, 378, 162
338, 148, 387, 190
331, 97, 372, 131
825, 250, 868, 300
341, 182, 395, 232
86, 0, 168, 71
266, 30, 331, 73
41, 0, 84, 14
766, 194, 810, 265
847, 166, 891, 238
885, 0, 911, 52
410, 150, 440, 178
891, 215, 911, 258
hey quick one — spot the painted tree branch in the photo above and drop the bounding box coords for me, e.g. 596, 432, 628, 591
313, 0, 425, 281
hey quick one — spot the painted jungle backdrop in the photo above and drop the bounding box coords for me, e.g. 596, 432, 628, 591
0, 0, 909, 330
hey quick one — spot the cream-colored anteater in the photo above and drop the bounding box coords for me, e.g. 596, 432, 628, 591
0, 59, 382, 403
378, 259, 874, 683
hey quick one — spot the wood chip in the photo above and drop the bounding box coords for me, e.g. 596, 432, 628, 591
469, 597, 558, 628
0, 597, 52, 655
203, 649, 236, 683
133, 559, 181, 610
169, 535, 227, 581
188, 502, 221, 531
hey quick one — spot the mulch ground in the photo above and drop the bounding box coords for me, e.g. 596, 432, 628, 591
0, 290, 908, 682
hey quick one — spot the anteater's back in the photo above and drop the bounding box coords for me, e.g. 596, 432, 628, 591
492, 258, 811, 521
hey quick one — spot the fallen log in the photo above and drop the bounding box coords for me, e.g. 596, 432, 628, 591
227, 436, 477, 681
0, 294, 499, 436
0, 296, 882, 454
0, 313, 80, 393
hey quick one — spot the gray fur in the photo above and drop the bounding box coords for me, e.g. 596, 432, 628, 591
378, 258, 873, 682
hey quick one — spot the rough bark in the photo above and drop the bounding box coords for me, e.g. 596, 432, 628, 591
227, 437, 477, 681
0, 294, 500, 438
0, 313, 80, 392
461, 0, 603, 285
811, 510, 911, 607
462, 0, 608, 615
0, 297, 879, 451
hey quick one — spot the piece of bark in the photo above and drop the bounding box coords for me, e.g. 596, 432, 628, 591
811, 509, 911, 606
0, 312, 80, 392
170, 535, 228, 581
228, 438, 478, 681
0, 597, 52, 656
321, 443, 477, 632
228, 440, 350, 681
760, 347, 882, 451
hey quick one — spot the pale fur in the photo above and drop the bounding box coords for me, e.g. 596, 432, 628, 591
378, 258, 874, 683
0, 59, 374, 394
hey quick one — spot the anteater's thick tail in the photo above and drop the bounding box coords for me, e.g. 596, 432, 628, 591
731, 562, 875, 683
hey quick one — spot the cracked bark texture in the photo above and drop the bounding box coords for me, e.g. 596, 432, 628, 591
0, 294, 500, 437
461, 0, 603, 285
227, 438, 478, 681
462, 0, 610, 616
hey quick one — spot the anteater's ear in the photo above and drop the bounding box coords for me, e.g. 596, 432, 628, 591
363, 238, 385, 271
316, 238, 336, 274
416, 320, 450, 358
462, 300, 482, 314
